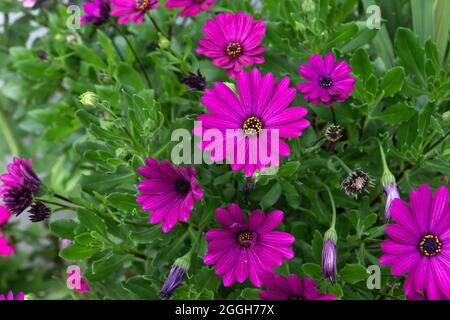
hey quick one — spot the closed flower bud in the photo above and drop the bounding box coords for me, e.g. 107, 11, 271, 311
384, 182, 399, 221
79, 91, 99, 108
180, 71, 207, 91
160, 256, 190, 299
321, 237, 337, 283
302, 0, 316, 13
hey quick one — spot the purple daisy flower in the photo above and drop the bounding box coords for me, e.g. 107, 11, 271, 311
380, 184, 450, 300
110, 0, 160, 24
136, 158, 203, 233
0, 157, 41, 216
166, 0, 215, 17
80, 0, 111, 26
204, 204, 295, 287
297, 53, 356, 106
193, 68, 310, 177
196, 11, 266, 77
0, 291, 24, 300
259, 272, 336, 300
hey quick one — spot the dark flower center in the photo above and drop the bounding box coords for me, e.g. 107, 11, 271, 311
135, 0, 149, 10
242, 116, 263, 135
238, 232, 255, 248
226, 42, 242, 58
419, 234, 442, 257
175, 179, 190, 196
319, 77, 333, 88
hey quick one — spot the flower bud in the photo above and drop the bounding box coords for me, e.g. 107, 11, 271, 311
322, 229, 337, 283
159, 255, 190, 299
79, 91, 99, 108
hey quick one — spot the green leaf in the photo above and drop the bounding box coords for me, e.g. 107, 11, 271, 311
302, 263, 322, 280
49, 219, 79, 240
122, 276, 158, 299
380, 67, 405, 97
411, 0, 433, 46
277, 161, 300, 176
59, 243, 100, 260
106, 192, 140, 211
373, 103, 415, 124
116, 63, 145, 91
77, 208, 107, 236
433, 0, 450, 63
91, 252, 129, 281
98, 29, 118, 66
339, 264, 369, 284
395, 28, 425, 81
129, 225, 162, 243
72, 44, 107, 70
351, 48, 374, 84
260, 182, 282, 210
328, 23, 359, 46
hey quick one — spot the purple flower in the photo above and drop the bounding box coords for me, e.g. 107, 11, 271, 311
0, 291, 24, 300
28, 201, 51, 222
136, 158, 203, 233
297, 53, 355, 106
196, 12, 266, 77
322, 238, 337, 283
193, 68, 310, 177
0, 236, 14, 256
166, 0, 215, 17
259, 272, 336, 300
0, 157, 41, 216
384, 182, 400, 221
160, 265, 186, 299
204, 204, 295, 287
0, 206, 11, 225
380, 184, 450, 300
80, 0, 111, 26
180, 71, 206, 91
110, 0, 160, 24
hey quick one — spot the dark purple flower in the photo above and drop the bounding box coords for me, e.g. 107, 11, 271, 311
0, 158, 41, 216
259, 272, 336, 300
180, 71, 207, 91
322, 238, 337, 283
160, 265, 186, 299
80, 0, 111, 26
28, 201, 51, 222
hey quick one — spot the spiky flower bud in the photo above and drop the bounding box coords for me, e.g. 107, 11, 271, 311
79, 91, 99, 108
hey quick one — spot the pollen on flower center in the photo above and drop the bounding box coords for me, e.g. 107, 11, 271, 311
238, 232, 254, 248
135, 0, 149, 10
419, 234, 442, 257
226, 42, 242, 58
175, 179, 190, 195
242, 116, 263, 135
319, 76, 333, 88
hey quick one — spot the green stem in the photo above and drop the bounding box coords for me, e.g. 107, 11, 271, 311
330, 106, 337, 124
112, 21, 152, 89
146, 11, 163, 34
0, 109, 21, 155
424, 130, 450, 154
36, 198, 73, 209
373, 137, 389, 173
323, 184, 336, 229
332, 156, 352, 175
